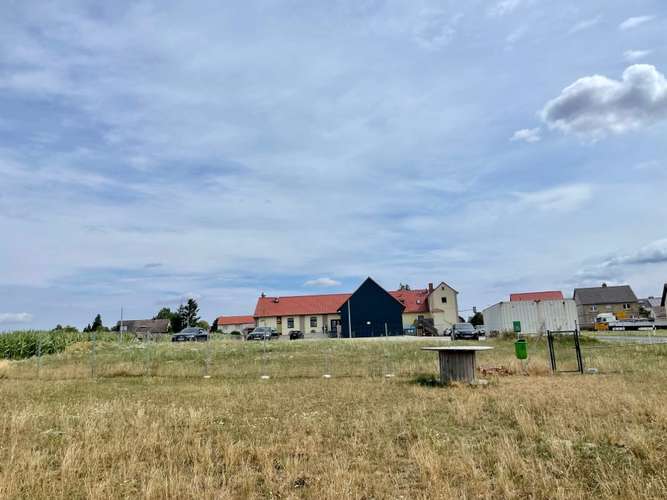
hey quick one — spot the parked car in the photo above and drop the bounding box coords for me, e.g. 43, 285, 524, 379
247, 327, 273, 341
289, 330, 304, 340
451, 323, 479, 340
475, 325, 487, 336
171, 327, 208, 342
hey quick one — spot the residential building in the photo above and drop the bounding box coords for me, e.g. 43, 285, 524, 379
116, 319, 170, 334
638, 297, 665, 320
215, 315, 256, 333
338, 277, 404, 337
573, 284, 640, 329
253, 279, 459, 336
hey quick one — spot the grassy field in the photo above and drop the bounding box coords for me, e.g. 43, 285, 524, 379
1, 335, 666, 499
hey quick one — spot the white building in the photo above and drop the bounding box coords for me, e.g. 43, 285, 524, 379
483, 291, 578, 335
215, 315, 256, 334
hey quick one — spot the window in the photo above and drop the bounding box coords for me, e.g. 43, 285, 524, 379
590, 305, 597, 312
287, 318, 294, 329
623, 303, 631, 310
310, 316, 317, 327
441, 297, 447, 304
277, 317, 282, 325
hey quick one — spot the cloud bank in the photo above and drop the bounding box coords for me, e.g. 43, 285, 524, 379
0, 313, 33, 324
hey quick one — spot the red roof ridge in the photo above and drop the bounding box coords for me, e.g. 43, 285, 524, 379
510, 291, 564, 302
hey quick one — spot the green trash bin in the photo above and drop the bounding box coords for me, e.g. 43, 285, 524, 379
515, 339, 528, 360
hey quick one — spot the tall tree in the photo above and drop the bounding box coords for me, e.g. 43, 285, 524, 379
171, 304, 187, 332
84, 314, 104, 332
181, 298, 200, 328
468, 312, 484, 327
153, 307, 173, 320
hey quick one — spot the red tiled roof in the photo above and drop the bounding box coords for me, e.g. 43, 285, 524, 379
216, 315, 255, 326
254, 294, 351, 318
510, 291, 564, 302
389, 289, 430, 313
253, 288, 433, 317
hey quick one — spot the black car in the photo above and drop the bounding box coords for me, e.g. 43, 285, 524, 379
450, 323, 479, 340
289, 330, 304, 340
247, 327, 273, 341
171, 327, 209, 342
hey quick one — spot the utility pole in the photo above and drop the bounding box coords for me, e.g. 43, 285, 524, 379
347, 299, 352, 339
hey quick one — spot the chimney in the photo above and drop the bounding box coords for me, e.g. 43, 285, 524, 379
261, 292, 266, 298
602, 283, 608, 288
428, 283, 434, 293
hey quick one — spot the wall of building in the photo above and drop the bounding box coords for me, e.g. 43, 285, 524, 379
427, 283, 459, 330
219, 322, 255, 334
577, 302, 641, 328
258, 314, 342, 335
339, 279, 404, 337
484, 300, 579, 335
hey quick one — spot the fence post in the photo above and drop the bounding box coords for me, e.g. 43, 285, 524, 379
91, 330, 97, 378
37, 332, 42, 379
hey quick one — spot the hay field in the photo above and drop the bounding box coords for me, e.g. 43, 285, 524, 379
1, 336, 666, 499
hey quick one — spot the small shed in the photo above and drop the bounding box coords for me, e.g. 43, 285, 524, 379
338, 277, 405, 337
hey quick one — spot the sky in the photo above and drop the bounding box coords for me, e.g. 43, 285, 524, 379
1, 0, 666, 330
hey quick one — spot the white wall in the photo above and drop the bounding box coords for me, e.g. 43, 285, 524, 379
483, 300, 578, 335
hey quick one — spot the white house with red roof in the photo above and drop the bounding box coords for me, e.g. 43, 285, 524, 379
253, 281, 459, 336
214, 315, 256, 334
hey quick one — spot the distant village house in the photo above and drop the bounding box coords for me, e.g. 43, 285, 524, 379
573, 284, 640, 329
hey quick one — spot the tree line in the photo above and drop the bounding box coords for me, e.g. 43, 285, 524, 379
52, 298, 208, 333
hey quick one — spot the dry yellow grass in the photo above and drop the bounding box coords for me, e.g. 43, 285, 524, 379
0, 337, 666, 499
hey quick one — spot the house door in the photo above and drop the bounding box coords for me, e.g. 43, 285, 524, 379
330, 319, 340, 336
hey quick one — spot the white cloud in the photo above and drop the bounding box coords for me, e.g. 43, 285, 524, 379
569, 16, 601, 34
576, 238, 667, 284
413, 11, 463, 50
303, 277, 341, 287
514, 184, 593, 212
624, 49, 652, 62
490, 0, 526, 17
0, 312, 33, 324
541, 64, 667, 139
619, 15, 655, 31
506, 26, 527, 45
510, 127, 541, 143
604, 239, 667, 267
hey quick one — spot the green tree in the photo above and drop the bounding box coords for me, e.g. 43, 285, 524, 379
196, 320, 210, 331
83, 314, 104, 332
468, 312, 484, 327
171, 304, 187, 332
181, 298, 200, 328
153, 307, 173, 320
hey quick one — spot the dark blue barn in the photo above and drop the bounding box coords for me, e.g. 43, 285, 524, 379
338, 277, 405, 338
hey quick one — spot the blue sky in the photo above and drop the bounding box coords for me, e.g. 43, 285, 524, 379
1, 0, 666, 330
